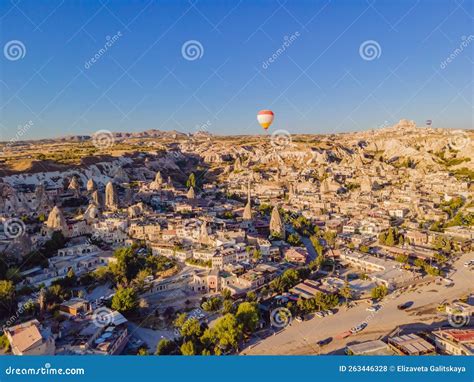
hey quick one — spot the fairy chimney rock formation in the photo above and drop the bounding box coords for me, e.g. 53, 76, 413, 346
105, 181, 118, 211
269, 206, 285, 239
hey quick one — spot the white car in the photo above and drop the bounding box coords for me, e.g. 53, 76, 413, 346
315, 312, 324, 318
350, 323, 367, 334
366, 305, 379, 312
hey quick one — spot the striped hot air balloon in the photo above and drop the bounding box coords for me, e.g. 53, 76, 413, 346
426, 120, 432, 126
257, 110, 274, 130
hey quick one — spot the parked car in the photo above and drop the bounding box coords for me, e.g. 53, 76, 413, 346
350, 323, 367, 334
317, 337, 333, 346
366, 305, 380, 312
315, 312, 324, 318
295, 316, 304, 323
397, 301, 413, 310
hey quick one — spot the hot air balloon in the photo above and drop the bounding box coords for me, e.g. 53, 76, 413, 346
426, 119, 432, 126
257, 110, 274, 130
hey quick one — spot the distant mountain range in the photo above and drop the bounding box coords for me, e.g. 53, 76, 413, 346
1, 129, 207, 144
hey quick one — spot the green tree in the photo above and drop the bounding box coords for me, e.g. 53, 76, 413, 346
323, 231, 336, 248
246, 291, 257, 302
173, 312, 188, 329
0, 334, 10, 352
287, 233, 302, 246
395, 254, 409, 264
43, 231, 67, 256
385, 229, 396, 246
414, 258, 427, 269
309, 254, 324, 271
132, 269, 152, 290
371, 285, 388, 301
186, 173, 196, 189
221, 289, 232, 300
180, 340, 196, 355
252, 249, 262, 262
378, 232, 386, 245
4, 268, 21, 283
222, 299, 234, 314
202, 296, 222, 312
258, 204, 272, 216
155, 339, 177, 355
434, 253, 448, 265
430, 220, 444, 232
137, 347, 149, 355
426, 266, 441, 276
310, 235, 324, 257
0, 280, 15, 317
213, 313, 242, 351
236, 302, 259, 333
339, 281, 353, 306
269, 276, 285, 293
111, 287, 138, 313
46, 284, 70, 305
110, 247, 146, 285
280, 268, 300, 290
180, 318, 202, 339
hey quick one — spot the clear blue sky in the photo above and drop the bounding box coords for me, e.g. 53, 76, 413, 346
0, 0, 472, 140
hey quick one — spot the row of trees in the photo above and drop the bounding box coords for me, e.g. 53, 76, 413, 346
378, 227, 404, 247
89, 245, 175, 289
413, 259, 441, 276
156, 301, 260, 355
291, 291, 339, 315
269, 268, 309, 294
